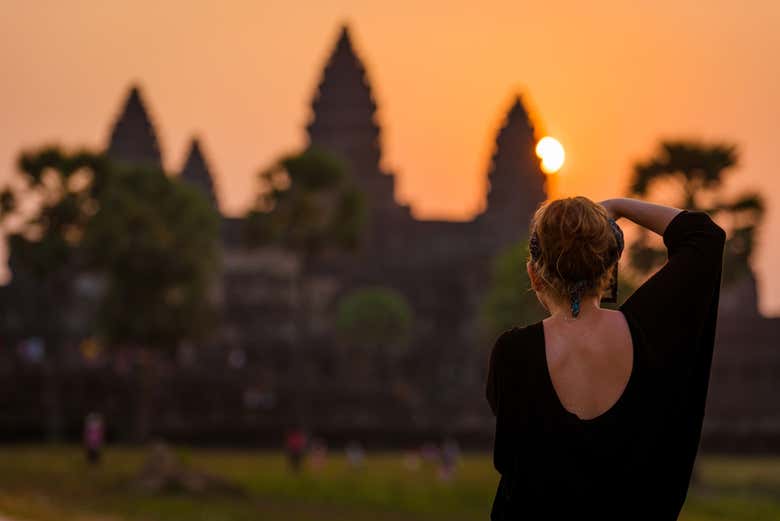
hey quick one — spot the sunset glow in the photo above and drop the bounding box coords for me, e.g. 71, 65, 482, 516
536, 137, 565, 174
0, 1, 778, 313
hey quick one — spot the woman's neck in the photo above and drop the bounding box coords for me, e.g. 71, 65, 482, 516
545, 294, 603, 323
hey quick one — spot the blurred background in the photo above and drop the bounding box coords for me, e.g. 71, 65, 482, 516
0, 1, 778, 520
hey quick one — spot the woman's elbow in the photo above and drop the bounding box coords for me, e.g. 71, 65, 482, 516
710, 221, 727, 246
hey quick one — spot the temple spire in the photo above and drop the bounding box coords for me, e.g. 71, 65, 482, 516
502, 95, 535, 139
480, 94, 547, 245
306, 24, 405, 228
336, 24, 355, 55
106, 84, 163, 169
307, 24, 378, 149
180, 138, 219, 212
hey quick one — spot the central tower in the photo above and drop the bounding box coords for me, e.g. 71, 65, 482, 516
478, 95, 548, 249
307, 25, 410, 250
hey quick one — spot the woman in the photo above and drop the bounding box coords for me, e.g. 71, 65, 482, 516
486, 196, 726, 520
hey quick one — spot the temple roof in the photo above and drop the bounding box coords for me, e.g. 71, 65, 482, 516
180, 138, 219, 211
495, 95, 536, 149
307, 24, 379, 139
481, 93, 546, 230
106, 84, 163, 169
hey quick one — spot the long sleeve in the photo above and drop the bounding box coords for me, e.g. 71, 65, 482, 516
620, 210, 726, 512
486, 332, 503, 416
620, 210, 726, 368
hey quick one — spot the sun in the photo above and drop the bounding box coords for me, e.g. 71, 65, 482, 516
535, 137, 565, 174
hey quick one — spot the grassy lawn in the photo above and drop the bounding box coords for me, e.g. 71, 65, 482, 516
0, 446, 777, 521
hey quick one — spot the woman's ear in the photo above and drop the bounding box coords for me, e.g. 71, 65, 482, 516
527, 261, 541, 292
528, 261, 551, 313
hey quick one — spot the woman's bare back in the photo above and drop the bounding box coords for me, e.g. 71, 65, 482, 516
542, 309, 634, 421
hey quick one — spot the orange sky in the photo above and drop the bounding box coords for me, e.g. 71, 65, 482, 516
1, 1, 779, 315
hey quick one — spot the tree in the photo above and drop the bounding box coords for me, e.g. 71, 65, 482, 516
480, 241, 546, 342
628, 140, 764, 287
83, 162, 220, 441
335, 286, 413, 382
0, 147, 110, 440
83, 164, 219, 351
0, 146, 221, 441
244, 146, 365, 420
245, 147, 364, 257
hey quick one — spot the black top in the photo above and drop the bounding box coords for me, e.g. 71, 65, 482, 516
486, 210, 727, 521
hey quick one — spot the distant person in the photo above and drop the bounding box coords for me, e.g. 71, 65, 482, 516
83, 412, 105, 464
419, 442, 439, 464
309, 437, 328, 470
438, 437, 460, 481
403, 449, 421, 472
345, 440, 365, 469
486, 197, 726, 520
284, 427, 307, 473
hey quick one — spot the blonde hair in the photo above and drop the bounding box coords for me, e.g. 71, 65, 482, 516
528, 196, 619, 311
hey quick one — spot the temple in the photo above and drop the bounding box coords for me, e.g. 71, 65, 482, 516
89, 24, 552, 439
478, 95, 547, 248
1, 23, 775, 449
106, 85, 163, 169
306, 26, 413, 252
179, 138, 219, 210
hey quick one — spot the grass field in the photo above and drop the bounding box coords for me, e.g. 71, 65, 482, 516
0, 446, 777, 521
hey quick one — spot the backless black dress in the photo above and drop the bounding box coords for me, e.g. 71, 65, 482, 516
486, 210, 726, 520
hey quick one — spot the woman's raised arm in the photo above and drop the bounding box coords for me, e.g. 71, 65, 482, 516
603, 198, 726, 368
599, 197, 683, 236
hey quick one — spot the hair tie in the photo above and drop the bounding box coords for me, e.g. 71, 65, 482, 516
529, 231, 541, 261
569, 279, 589, 318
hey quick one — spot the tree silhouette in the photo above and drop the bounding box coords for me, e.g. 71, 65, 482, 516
480, 241, 546, 342
83, 163, 219, 351
335, 286, 413, 382
245, 147, 364, 257
245, 146, 365, 421
0, 147, 109, 440
84, 162, 220, 441
628, 140, 764, 287
0, 146, 221, 441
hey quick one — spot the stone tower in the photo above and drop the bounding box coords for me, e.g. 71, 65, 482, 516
306, 25, 410, 247
479, 95, 547, 248
106, 85, 163, 169
180, 138, 219, 212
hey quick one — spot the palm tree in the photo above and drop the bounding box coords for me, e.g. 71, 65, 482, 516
628, 140, 764, 287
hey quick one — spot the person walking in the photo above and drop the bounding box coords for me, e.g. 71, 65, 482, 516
285, 426, 307, 473
83, 412, 105, 464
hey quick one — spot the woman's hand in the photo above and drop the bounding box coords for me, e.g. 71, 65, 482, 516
598, 198, 623, 220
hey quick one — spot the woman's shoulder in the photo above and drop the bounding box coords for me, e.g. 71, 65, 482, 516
494, 321, 541, 343
491, 322, 543, 363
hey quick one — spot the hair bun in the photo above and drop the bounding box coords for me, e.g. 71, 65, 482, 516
529, 196, 620, 308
